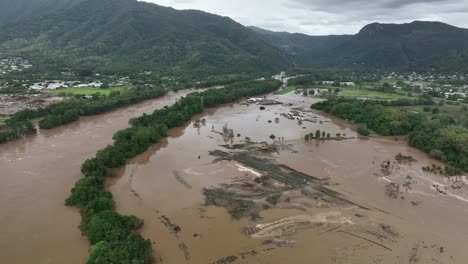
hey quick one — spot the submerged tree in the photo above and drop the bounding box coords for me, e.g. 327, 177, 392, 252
315, 130, 321, 138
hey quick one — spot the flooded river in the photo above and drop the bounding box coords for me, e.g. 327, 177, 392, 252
1, 90, 467, 263
109, 93, 468, 264
0, 90, 197, 263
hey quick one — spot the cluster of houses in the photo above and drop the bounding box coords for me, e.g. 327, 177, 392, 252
0, 57, 32, 75
384, 72, 468, 101
30, 81, 103, 90
321, 81, 356, 86
384, 72, 468, 83
28, 76, 130, 91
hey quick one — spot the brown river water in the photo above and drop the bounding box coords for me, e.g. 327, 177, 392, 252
1, 90, 468, 263
0, 90, 197, 264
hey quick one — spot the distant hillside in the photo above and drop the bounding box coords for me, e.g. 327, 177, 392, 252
253, 21, 468, 72
332, 21, 468, 69
0, 0, 85, 25
0, 0, 291, 76
250, 26, 351, 68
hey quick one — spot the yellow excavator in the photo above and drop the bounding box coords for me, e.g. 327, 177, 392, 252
259, 144, 271, 151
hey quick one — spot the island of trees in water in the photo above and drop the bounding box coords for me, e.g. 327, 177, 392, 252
65, 80, 281, 263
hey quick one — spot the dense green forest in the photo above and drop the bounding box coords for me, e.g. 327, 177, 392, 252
0, 0, 290, 76
312, 99, 468, 172
250, 26, 351, 68
253, 21, 468, 72
0, 0, 85, 25
65, 80, 281, 263
0, 86, 167, 144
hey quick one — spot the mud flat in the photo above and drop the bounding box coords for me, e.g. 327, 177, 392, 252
110, 92, 468, 264
0, 94, 63, 116
0, 90, 197, 264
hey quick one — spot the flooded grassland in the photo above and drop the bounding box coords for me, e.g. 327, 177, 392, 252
110, 93, 468, 264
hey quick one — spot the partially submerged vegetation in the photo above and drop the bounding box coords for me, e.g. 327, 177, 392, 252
0, 86, 167, 143
395, 153, 417, 164
209, 150, 357, 207
312, 98, 468, 172
203, 189, 256, 220
422, 164, 464, 177
65, 80, 281, 263
304, 129, 349, 141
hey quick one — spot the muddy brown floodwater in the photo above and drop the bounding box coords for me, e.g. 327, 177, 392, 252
111, 92, 468, 264
1, 90, 467, 264
0, 89, 198, 264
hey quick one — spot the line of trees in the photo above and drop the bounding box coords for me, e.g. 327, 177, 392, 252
312, 98, 468, 172
65, 80, 281, 263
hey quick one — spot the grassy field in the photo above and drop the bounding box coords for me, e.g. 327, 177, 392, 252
339, 87, 412, 101
278, 86, 296, 95
398, 104, 468, 127
47, 86, 128, 96
0, 117, 7, 129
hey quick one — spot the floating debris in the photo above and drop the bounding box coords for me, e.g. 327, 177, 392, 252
158, 215, 182, 236
385, 183, 400, 198
210, 256, 238, 264
209, 150, 363, 208
173, 170, 192, 189
258, 99, 283, 105
203, 188, 256, 220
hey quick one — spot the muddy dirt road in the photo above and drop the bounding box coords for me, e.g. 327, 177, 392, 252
0, 90, 197, 264
110, 92, 468, 264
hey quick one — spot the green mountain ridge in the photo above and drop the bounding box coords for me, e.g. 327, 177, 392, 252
249, 26, 351, 68
252, 21, 468, 72
0, 0, 291, 76
0, 0, 86, 25
1, 0, 468, 75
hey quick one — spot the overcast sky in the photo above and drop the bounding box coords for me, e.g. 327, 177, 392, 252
141, 0, 468, 35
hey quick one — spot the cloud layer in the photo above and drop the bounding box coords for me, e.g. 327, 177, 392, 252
141, 0, 468, 35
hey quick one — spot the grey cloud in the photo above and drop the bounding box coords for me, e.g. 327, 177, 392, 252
287, 0, 455, 12
142, 0, 468, 35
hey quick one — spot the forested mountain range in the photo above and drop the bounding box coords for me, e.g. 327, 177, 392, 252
253, 21, 468, 72
0, 0, 85, 25
0, 0, 291, 76
249, 26, 352, 68
1, 0, 468, 76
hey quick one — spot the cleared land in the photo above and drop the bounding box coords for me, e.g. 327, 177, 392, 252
278, 86, 296, 95
46, 86, 128, 96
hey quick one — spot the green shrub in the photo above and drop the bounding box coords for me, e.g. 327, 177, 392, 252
80, 211, 139, 245
357, 126, 371, 136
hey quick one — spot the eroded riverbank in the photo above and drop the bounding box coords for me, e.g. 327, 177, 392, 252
0, 89, 197, 263
110, 92, 468, 264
